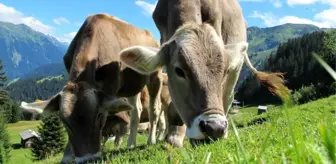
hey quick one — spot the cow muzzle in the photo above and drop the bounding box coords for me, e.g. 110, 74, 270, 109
74, 152, 101, 164
186, 113, 227, 141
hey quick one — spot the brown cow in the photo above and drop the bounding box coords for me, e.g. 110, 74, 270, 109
118, 0, 290, 147
19, 13, 162, 164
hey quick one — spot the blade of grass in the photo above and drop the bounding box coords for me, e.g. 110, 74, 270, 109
230, 119, 248, 162
319, 123, 336, 163
312, 52, 336, 81
205, 152, 211, 164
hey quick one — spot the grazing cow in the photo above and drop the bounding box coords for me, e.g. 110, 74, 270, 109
102, 73, 186, 149
119, 0, 289, 147
112, 73, 174, 148
19, 13, 162, 164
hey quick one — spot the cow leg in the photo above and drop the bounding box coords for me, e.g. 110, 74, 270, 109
157, 107, 168, 141
60, 141, 74, 164
101, 136, 107, 150
165, 102, 186, 148
147, 72, 163, 145
114, 134, 123, 149
127, 93, 142, 149
115, 123, 127, 148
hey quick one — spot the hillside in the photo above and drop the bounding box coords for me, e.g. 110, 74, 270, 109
22, 63, 66, 79
6, 74, 68, 102
0, 21, 68, 80
247, 23, 320, 55
237, 23, 321, 88
237, 30, 336, 105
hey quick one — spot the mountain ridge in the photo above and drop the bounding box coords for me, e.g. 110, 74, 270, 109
0, 21, 68, 80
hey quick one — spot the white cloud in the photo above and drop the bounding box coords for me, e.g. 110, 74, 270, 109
278, 16, 330, 27
56, 32, 77, 44
314, 8, 336, 27
53, 17, 70, 25
270, 0, 283, 7
249, 11, 278, 26
249, 10, 334, 28
239, 0, 264, 2
287, 0, 321, 6
135, 0, 157, 16
287, 0, 336, 6
0, 3, 53, 35
0, 3, 78, 44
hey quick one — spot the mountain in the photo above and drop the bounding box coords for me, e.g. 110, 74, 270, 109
0, 21, 68, 80
247, 23, 320, 59
236, 23, 322, 88
22, 63, 66, 79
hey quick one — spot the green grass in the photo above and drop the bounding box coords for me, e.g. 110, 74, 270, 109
7, 121, 41, 164
6, 78, 20, 86
7, 95, 335, 164
36, 75, 64, 84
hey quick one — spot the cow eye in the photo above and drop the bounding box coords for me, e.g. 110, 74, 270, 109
175, 67, 185, 78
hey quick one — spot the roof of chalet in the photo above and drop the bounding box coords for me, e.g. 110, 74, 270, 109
19, 129, 40, 140
232, 99, 240, 104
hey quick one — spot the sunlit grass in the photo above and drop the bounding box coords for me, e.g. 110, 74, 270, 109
6, 94, 335, 164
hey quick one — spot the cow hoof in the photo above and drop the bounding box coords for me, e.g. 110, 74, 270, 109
127, 145, 135, 149
166, 135, 184, 148
147, 140, 156, 145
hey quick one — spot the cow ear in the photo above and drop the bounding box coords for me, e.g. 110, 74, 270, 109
119, 45, 167, 75
20, 93, 61, 116
224, 41, 248, 69
97, 91, 133, 113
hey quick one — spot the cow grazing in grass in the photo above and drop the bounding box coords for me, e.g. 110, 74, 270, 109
119, 0, 290, 147
19, 13, 162, 164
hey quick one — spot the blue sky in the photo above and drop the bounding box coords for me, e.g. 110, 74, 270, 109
0, 0, 335, 43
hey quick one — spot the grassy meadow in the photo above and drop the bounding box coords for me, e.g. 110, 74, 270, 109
7, 121, 41, 164
7, 95, 336, 164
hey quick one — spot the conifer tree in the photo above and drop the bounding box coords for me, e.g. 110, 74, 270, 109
31, 114, 66, 161
0, 59, 20, 123
0, 112, 11, 164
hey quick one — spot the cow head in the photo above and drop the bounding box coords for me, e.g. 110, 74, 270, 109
119, 23, 248, 143
20, 81, 133, 163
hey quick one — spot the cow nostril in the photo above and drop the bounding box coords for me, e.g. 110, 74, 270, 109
199, 119, 227, 139
199, 120, 208, 133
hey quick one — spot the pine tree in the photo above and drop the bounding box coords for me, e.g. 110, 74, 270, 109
8, 101, 19, 123
0, 112, 11, 164
0, 58, 20, 123
31, 114, 66, 161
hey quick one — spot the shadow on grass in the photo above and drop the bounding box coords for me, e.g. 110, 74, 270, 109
11, 143, 23, 149
236, 117, 269, 128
